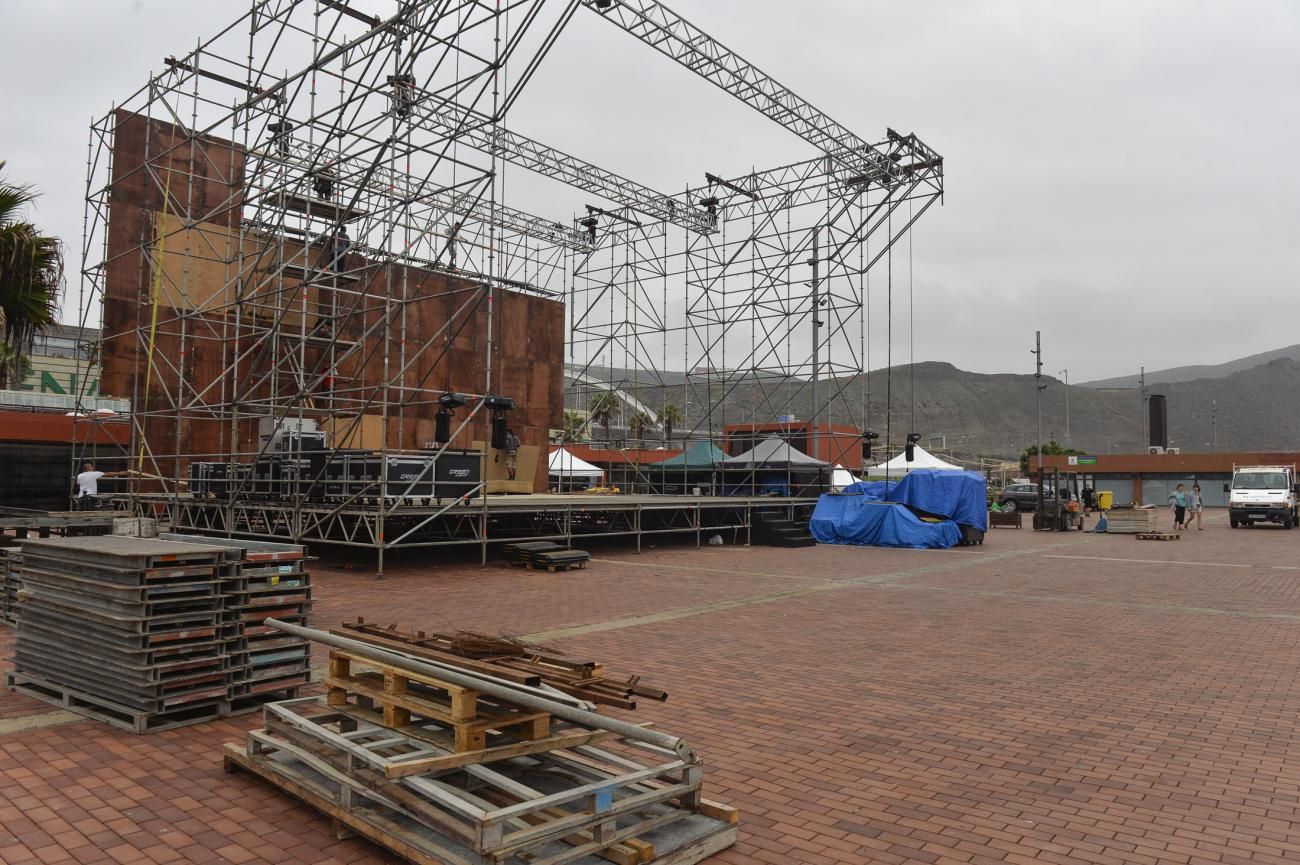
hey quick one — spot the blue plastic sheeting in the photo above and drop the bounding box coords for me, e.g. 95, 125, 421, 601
809, 495, 963, 549
842, 480, 892, 501
889, 469, 988, 531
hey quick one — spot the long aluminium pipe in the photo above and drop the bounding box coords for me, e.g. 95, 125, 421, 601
266, 619, 696, 763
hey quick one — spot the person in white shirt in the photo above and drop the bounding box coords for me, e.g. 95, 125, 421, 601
74, 462, 134, 509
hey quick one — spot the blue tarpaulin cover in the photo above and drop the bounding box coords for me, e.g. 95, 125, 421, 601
810, 496, 962, 549
889, 469, 989, 531
842, 480, 893, 501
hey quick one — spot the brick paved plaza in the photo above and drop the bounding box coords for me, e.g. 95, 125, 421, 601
4, 509, 1300, 865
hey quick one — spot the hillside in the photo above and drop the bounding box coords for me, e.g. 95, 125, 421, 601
1080, 344, 1300, 389
583, 358, 1300, 458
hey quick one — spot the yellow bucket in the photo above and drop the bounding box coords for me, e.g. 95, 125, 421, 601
1097, 490, 1114, 510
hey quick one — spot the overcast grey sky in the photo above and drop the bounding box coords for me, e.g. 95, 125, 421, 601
3, 1, 1298, 382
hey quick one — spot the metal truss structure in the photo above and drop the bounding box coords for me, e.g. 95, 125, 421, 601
78, 0, 942, 566
133, 493, 805, 553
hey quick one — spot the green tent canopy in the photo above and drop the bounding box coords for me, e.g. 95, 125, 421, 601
653, 441, 728, 469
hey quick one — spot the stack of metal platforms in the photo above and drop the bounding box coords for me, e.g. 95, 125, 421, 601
161, 534, 312, 708
0, 547, 22, 625
504, 541, 592, 572
5, 535, 312, 732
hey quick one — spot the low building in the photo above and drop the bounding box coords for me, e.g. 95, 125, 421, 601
1033, 452, 1300, 508
0, 391, 131, 510
722, 421, 863, 469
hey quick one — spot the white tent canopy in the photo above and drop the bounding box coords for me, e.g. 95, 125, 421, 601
548, 448, 603, 478
868, 446, 962, 474
831, 465, 858, 489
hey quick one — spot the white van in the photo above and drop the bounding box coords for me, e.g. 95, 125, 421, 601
1228, 465, 1299, 529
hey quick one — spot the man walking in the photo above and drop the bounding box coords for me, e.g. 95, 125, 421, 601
504, 428, 521, 481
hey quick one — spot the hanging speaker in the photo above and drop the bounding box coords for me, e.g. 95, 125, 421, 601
435, 407, 452, 444
905, 432, 921, 463
861, 429, 879, 461
491, 412, 508, 450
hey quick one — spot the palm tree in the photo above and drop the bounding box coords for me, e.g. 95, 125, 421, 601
628, 410, 654, 447
561, 410, 587, 443
0, 163, 62, 389
657, 403, 683, 445
589, 389, 620, 441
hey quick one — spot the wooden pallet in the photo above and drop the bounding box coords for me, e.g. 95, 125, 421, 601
327, 650, 552, 752
223, 697, 737, 865
1136, 532, 1180, 541
510, 560, 589, 573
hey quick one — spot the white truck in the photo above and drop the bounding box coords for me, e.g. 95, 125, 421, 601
1227, 464, 1300, 529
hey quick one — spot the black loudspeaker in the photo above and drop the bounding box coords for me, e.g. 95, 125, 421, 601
1149, 394, 1168, 449
904, 432, 921, 462
435, 408, 452, 444
491, 412, 508, 450
861, 429, 879, 462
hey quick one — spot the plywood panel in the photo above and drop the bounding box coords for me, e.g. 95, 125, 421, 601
326, 414, 386, 450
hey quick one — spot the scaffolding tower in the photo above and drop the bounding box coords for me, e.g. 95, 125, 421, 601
77, 0, 943, 569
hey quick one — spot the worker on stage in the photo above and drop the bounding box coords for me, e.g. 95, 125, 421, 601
74, 462, 137, 510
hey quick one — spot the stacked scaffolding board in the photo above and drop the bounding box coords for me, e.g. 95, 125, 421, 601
8, 537, 237, 731
160, 534, 312, 707
6, 535, 311, 732
0, 548, 21, 626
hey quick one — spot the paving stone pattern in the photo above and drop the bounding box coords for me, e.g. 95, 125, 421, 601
4, 510, 1300, 864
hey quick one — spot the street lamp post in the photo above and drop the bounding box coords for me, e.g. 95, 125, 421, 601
1059, 368, 1070, 450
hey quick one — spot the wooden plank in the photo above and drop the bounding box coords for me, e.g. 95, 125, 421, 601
328, 671, 549, 741
385, 727, 619, 778
328, 627, 541, 686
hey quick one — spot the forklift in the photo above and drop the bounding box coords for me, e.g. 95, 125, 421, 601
1032, 467, 1092, 531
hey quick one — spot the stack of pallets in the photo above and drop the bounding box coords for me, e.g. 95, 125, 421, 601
7, 535, 313, 732
8, 536, 237, 731
0, 548, 22, 625
161, 535, 312, 708
504, 541, 592, 572
336, 620, 668, 711
224, 627, 737, 865
1105, 508, 1159, 534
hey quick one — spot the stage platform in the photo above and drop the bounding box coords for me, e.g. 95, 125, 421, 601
0, 506, 120, 539
129, 493, 818, 572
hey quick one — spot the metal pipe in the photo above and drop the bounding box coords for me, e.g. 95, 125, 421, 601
265, 618, 697, 763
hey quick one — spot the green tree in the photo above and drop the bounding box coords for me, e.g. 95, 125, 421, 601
589, 389, 620, 441
628, 410, 654, 447
0, 163, 63, 389
656, 402, 683, 445
1019, 440, 1085, 475
561, 410, 587, 443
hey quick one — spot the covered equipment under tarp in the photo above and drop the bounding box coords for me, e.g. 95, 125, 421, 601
890, 469, 989, 532
867, 445, 962, 475
548, 448, 603, 478
843, 480, 892, 500
721, 436, 828, 496
809, 496, 962, 549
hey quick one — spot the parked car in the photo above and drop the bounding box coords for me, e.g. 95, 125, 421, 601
998, 483, 1056, 512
